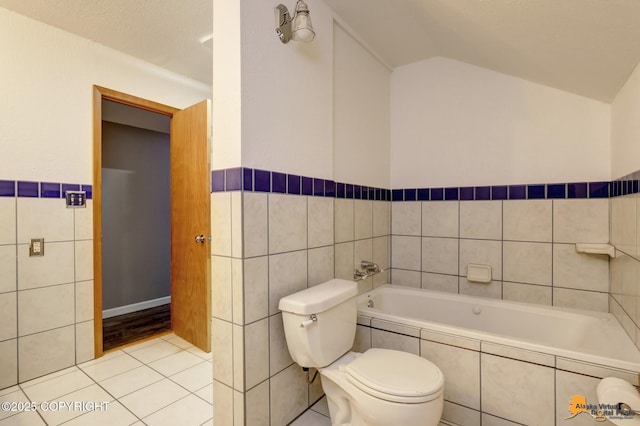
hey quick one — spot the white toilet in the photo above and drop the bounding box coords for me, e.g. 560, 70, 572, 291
279, 279, 444, 426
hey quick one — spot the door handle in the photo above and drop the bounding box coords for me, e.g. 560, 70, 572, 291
195, 235, 206, 243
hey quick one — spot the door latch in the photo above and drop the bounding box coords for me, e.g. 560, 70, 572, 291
195, 235, 206, 243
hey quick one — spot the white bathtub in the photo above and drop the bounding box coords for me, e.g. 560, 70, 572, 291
357, 285, 640, 372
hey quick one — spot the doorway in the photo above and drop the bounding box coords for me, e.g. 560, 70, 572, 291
92, 86, 212, 358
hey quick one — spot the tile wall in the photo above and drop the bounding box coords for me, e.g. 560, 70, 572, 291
0, 180, 94, 389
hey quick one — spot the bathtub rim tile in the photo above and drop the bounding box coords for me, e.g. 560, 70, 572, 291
480, 341, 555, 368
419, 329, 481, 351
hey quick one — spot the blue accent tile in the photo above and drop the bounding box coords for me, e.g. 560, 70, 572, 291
62, 183, 80, 195
243, 168, 253, 191
336, 182, 346, 198
445, 187, 459, 201
417, 188, 429, 201
225, 168, 242, 191
386, 189, 392, 201
491, 186, 507, 200
354, 185, 362, 199
17, 181, 38, 197
475, 186, 490, 200
624, 180, 631, 195
459, 187, 474, 200
302, 176, 313, 195
345, 184, 354, 199
527, 185, 545, 199
325, 180, 335, 198
392, 189, 404, 201
272, 172, 286, 193
547, 184, 566, 199
404, 189, 417, 201
254, 169, 271, 192
40, 182, 60, 198
375, 188, 382, 201
287, 174, 301, 195
615, 181, 622, 197
0, 180, 15, 197
430, 188, 444, 201
508, 185, 526, 200
567, 182, 587, 199
211, 170, 225, 192
361, 186, 369, 200
313, 178, 325, 197
633, 180, 639, 194
82, 185, 93, 200
368, 187, 376, 200
589, 181, 609, 198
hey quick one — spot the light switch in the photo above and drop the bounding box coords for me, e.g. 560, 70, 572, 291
30, 238, 44, 257
66, 191, 86, 208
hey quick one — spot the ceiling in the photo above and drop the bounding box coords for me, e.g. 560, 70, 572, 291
2, 0, 639, 102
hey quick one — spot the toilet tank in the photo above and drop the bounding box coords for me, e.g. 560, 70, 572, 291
279, 279, 358, 368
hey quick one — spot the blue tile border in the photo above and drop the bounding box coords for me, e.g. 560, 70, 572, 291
0, 180, 15, 197
0, 180, 91, 199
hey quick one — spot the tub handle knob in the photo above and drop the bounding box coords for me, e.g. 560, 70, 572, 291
473, 306, 481, 315
300, 314, 317, 328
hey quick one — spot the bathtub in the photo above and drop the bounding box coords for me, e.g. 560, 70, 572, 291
357, 284, 640, 373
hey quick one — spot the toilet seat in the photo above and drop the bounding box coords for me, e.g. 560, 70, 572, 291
340, 349, 444, 404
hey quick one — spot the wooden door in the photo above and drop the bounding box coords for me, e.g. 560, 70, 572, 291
170, 100, 211, 351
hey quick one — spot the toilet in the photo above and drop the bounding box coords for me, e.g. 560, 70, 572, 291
279, 279, 444, 426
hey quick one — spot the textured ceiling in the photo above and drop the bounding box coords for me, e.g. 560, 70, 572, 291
0, 0, 213, 86
2, 0, 639, 102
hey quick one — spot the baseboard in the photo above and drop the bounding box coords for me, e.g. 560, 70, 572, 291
102, 296, 171, 319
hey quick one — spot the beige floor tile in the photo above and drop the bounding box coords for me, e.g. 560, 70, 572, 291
194, 384, 213, 405
169, 361, 212, 392
79, 352, 142, 382
119, 378, 189, 419
186, 346, 212, 361
126, 341, 182, 364
161, 334, 193, 350
99, 365, 164, 399
0, 389, 29, 421
62, 401, 138, 426
21, 369, 93, 403
78, 350, 125, 368
290, 409, 331, 426
143, 395, 212, 426
37, 384, 113, 426
0, 410, 46, 425
148, 351, 204, 377
20, 366, 78, 389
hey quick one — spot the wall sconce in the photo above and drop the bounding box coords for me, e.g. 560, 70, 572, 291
275, 0, 316, 44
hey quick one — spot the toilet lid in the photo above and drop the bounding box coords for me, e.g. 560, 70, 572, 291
343, 349, 444, 403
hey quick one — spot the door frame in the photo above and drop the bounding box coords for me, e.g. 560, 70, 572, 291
92, 86, 179, 357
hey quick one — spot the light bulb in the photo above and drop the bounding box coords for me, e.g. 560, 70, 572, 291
291, 0, 315, 42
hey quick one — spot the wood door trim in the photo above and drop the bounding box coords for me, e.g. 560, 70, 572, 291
92, 86, 179, 358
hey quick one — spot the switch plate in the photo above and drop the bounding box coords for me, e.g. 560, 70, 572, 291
66, 191, 86, 208
29, 238, 44, 257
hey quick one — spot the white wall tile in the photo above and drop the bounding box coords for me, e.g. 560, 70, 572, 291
211, 256, 232, 322
555, 370, 616, 426
234, 389, 244, 426
0, 292, 16, 341
391, 269, 421, 287
269, 194, 307, 254
243, 193, 268, 258
372, 236, 389, 287
75, 320, 94, 364
268, 250, 307, 315
211, 193, 231, 256
371, 328, 419, 355
0, 339, 17, 388
353, 325, 371, 353
334, 242, 354, 281
392, 202, 421, 236
0, 245, 16, 293
482, 413, 521, 425
502, 282, 551, 305
503, 200, 552, 242
308, 246, 334, 287
75, 240, 93, 282
503, 241, 552, 285
354, 200, 373, 239
243, 257, 269, 324
422, 201, 458, 238
553, 244, 609, 292
74, 200, 93, 241
233, 325, 244, 391
611, 197, 623, 247
421, 340, 480, 409
481, 353, 555, 425
354, 238, 373, 271
232, 259, 243, 325
620, 196, 637, 254
308, 197, 334, 248
422, 237, 458, 275
372, 201, 390, 237
245, 380, 269, 426
442, 401, 480, 426
553, 288, 608, 312
213, 381, 233, 426
211, 318, 233, 387
231, 192, 243, 258
391, 236, 421, 271
0, 198, 16, 245
18, 283, 74, 336
18, 325, 75, 382
18, 241, 74, 290
422, 273, 458, 293
17, 198, 73, 243
269, 313, 293, 376
459, 279, 502, 299
334, 199, 354, 243
75, 280, 93, 323
460, 201, 502, 240
270, 365, 308, 426
460, 239, 502, 280
245, 319, 269, 390
553, 199, 609, 243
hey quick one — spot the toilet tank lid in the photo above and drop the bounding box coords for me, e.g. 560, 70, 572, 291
279, 279, 357, 315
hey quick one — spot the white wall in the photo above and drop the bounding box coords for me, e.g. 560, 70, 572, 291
0, 7, 211, 183
390, 57, 611, 188
333, 24, 391, 188
612, 62, 640, 179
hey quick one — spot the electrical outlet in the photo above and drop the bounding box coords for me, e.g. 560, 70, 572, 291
29, 238, 44, 257
66, 191, 86, 208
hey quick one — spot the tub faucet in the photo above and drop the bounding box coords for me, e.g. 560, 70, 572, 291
354, 260, 384, 281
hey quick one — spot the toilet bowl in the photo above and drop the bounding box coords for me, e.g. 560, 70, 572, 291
278, 279, 445, 426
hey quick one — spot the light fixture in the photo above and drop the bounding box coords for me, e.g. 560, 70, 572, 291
275, 0, 316, 44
